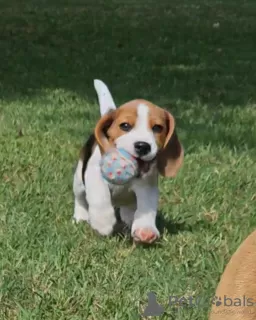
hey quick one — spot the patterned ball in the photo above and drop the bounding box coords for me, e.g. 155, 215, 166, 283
100, 148, 139, 185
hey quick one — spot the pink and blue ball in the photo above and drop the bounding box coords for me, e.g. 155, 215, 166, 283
100, 148, 139, 185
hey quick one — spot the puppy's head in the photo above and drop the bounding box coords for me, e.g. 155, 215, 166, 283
95, 99, 183, 177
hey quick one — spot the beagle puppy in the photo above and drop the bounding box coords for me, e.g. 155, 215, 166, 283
209, 230, 256, 319
73, 80, 184, 243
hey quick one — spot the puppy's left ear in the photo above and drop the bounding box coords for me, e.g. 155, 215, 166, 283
94, 110, 116, 153
157, 111, 184, 177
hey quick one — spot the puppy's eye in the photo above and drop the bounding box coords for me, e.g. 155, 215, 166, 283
119, 122, 132, 132
152, 124, 163, 133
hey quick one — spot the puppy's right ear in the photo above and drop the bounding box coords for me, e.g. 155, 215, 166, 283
94, 110, 116, 153
94, 79, 116, 116
157, 111, 184, 178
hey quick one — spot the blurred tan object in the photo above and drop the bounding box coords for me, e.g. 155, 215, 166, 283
209, 230, 256, 320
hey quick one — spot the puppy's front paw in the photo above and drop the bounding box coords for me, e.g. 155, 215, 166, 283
132, 227, 160, 244
89, 208, 116, 236
73, 204, 89, 223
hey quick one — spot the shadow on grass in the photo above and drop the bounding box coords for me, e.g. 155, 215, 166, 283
156, 214, 191, 236
1, 1, 256, 106
1, 0, 256, 153
113, 209, 191, 248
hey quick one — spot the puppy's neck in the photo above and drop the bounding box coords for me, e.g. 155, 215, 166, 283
136, 160, 158, 183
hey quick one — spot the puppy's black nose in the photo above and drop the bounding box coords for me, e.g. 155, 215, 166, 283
134, 141, 151, 156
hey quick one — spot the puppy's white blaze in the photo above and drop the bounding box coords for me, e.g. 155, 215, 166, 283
134, 103, 158, 160
115, 102, 158, 161
94, 79, 116, 116
135, 103, 150, 129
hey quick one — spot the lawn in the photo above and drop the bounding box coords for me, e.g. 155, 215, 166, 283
0, 0, 256, 319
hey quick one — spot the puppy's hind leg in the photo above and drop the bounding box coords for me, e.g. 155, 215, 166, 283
73, 160, 89, 223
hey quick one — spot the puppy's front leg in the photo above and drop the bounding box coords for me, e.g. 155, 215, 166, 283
85, 165, 116, 236
131, 184, 160, 244
120, 205, 136, 228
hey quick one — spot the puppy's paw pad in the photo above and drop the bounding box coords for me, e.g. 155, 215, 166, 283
133, 228, 159, 244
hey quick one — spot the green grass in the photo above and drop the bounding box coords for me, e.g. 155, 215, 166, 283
0, 0, 256, 319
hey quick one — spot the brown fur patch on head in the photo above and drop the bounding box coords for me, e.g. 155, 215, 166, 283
146, 103, 171, 149
107, 106, 137, 145
94, 99, 184, 177
94, 102, 138, 153
134, 100, 183, 178
106, 99, 171, 149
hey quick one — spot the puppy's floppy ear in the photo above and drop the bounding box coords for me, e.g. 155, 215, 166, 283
94, 110, 116, 153
157, 111, 184, 177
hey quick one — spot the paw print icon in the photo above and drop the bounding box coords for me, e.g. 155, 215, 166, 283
211, 296, 222, 307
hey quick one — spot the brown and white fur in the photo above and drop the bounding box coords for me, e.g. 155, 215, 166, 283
209, 230, 256, 319
73, 80, 184, 243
